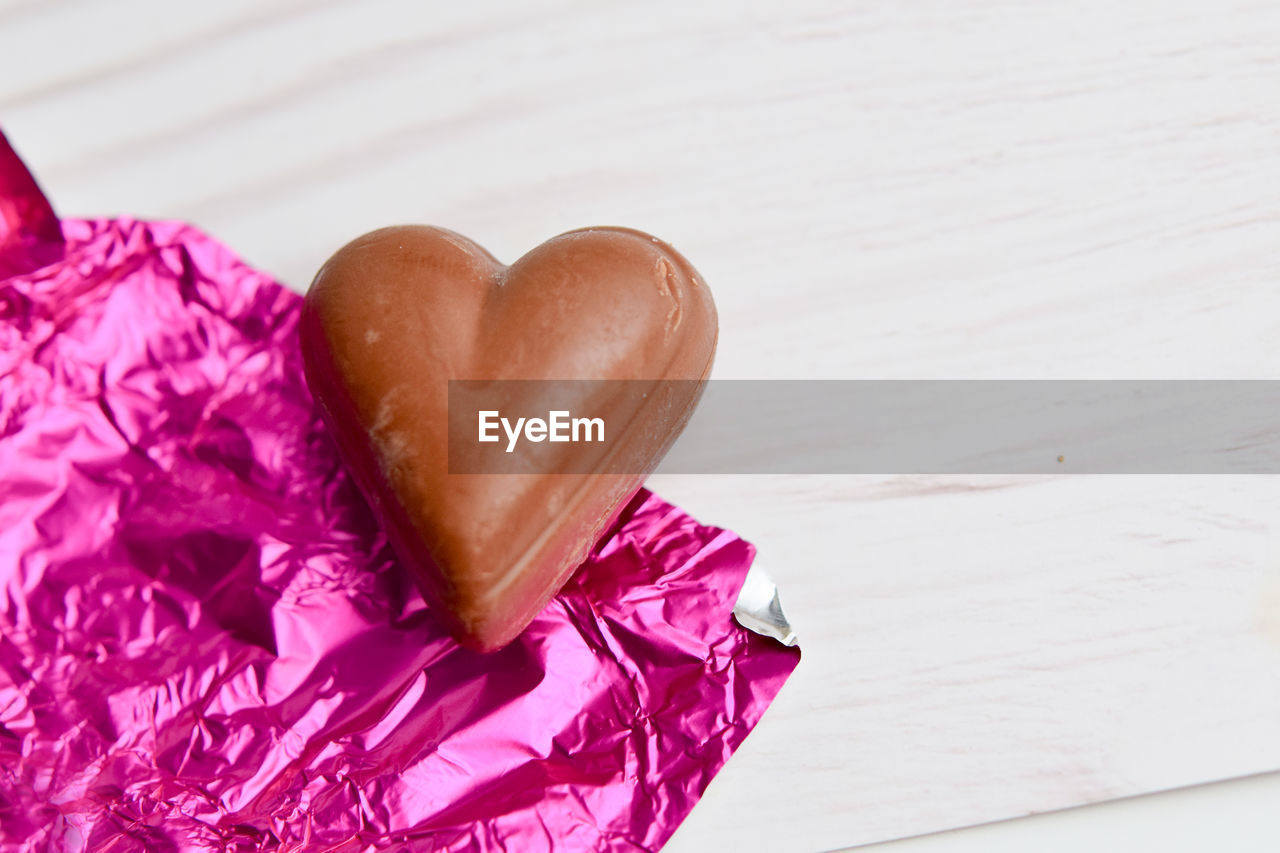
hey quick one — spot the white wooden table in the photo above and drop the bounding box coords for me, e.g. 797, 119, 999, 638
5, 2, 1279, 850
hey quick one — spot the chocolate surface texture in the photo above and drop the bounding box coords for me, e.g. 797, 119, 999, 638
301, 226, 717, 650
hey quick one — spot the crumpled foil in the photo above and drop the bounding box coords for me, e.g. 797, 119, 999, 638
0, 132, 800, 851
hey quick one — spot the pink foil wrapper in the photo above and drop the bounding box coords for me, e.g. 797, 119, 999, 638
0, 133, 799, 851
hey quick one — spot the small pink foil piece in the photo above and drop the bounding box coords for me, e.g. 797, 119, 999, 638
0, 133, 799, 851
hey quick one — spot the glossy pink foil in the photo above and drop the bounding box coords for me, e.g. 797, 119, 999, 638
0, 134, 799, 851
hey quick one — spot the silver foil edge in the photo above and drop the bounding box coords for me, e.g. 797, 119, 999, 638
733, 563, 798, 647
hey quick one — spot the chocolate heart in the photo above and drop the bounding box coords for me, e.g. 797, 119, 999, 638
300, 226, 717, 651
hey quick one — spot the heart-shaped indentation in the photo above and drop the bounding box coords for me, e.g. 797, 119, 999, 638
301, 226, 717, 651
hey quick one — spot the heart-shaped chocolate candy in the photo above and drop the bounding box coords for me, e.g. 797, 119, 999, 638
300, 226, 717, 651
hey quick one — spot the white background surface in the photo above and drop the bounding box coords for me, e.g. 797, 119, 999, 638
3, 1, 1279, 850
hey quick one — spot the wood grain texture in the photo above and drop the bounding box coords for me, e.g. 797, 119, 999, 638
4, 1, 1279, 850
